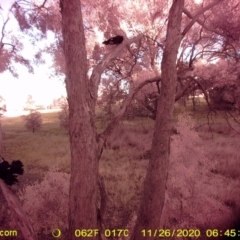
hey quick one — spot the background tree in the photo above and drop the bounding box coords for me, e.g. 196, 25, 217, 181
23, 110, 42, 133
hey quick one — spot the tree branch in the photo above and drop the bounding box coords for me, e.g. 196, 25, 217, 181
182, 0, 223, 36
1, 42, 16, 52
0, 18, 10, 49
89, 35, 143, 105
190, 77, 216, 112
97, 76, 161, 152
175, 79, 197, 101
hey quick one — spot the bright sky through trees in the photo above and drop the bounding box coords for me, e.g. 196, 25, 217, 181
0, 0, 66, 114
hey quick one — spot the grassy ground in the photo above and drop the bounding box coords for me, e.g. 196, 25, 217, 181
0, 103, 240, 239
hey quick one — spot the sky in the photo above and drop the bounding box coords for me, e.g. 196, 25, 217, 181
0, 0, 66, 112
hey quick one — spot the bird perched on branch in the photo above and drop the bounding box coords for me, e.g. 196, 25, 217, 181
102, 35, 124, 45
0, 157, 24, 186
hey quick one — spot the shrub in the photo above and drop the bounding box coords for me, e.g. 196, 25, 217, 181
161, 113, 231, 230
19, 168, 70, 237
209, 86, 236, 110
22, 110, 42, 133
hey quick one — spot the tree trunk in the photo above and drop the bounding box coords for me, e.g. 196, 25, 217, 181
61, 1, 99, 239
131, 1, 184, 239
192, 90, 196, 111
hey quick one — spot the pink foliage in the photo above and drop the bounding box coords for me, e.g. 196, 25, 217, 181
161, 114, 230, 229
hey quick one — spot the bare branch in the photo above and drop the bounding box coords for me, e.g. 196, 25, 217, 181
0, 17, 10, 48
175, 79, 197, 101
182, 0, 224, 36
190, 77, 215, 111
1, 42, 16, 52
226, 111, 240, 125
223, 111, 240, 134
144, 34, 164, 49
97, 76, 161, 152
39, 0, 47, 8
89, 35, 143, 104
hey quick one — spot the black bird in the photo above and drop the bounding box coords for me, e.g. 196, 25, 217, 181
102, 35, 124, 45
0, 157, 24, 186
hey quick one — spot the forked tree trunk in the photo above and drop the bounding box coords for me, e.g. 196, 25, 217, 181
60, 0, 222, 239
131, 1, 184, 239
61, 1, 99, 239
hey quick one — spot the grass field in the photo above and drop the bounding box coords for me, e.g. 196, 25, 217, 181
0, 104, 240, 240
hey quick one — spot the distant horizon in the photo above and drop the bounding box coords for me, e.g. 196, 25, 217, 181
0, 68, 67, 112
1, 108, 61, 118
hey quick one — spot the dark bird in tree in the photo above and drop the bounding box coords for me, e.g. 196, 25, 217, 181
0, 157, 24, 186
102, 35, 124, 45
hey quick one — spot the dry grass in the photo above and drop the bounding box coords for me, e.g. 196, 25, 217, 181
0, 108, 240, 240
1, 113, 70, 173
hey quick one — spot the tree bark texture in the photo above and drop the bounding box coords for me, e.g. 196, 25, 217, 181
61, 1, 99, 239
131, 1, 184, 239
